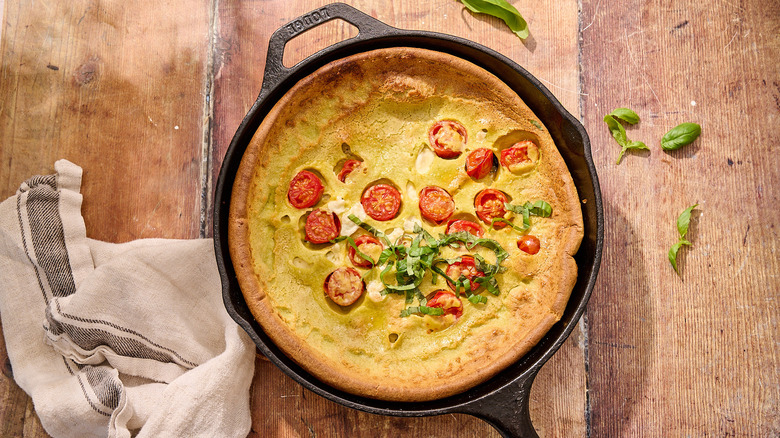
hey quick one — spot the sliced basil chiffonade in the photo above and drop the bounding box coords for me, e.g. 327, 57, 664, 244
347, 215, 508, 317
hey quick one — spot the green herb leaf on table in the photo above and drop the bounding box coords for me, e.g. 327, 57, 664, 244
669, 204, 698, 275
661, 122, 701, 151
603, 112, 649, 164
668, 239, 692, 275
609, 108, 641, 125
459, 0, 529, 40
676, 203, 698, 238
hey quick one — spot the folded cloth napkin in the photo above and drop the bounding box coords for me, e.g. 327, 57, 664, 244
0, 160, 256, 438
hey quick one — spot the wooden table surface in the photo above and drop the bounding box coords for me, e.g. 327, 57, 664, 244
1, 0, 778, 436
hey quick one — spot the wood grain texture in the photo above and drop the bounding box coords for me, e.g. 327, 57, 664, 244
210, 1, 586, 436
0, 0, 211, 436
2, 0, 778, 436
580, 0, 780, 435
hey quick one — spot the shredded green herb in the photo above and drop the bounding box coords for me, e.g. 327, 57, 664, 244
498, 200, 553, 231
345, 216, 511, 318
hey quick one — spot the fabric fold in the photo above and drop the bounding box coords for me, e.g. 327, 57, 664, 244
0, 160, 255, 438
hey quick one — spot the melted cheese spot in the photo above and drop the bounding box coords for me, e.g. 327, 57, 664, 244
367, 280, 385, 302
415, 146, 435, 174
403, 217, 422, 233
447, 169, 470, 192
326, 197, 347, 215
406, 181, 419, 203
340, 203, 366, 236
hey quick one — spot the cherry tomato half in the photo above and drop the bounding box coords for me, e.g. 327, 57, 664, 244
465, 148, 496, 179
337, 159, 362, 182
426, 289, 463, 319
517, 235, 541, 255
304, 209, 340, 244
445, 219, 484, 237
445, 255, 486, 294
288, 170, 324, 209
419, 186, 455, 223
474, 189, 508, 228
361, 184, 401, 221
500, 140, 540, 172
429, 120, 467, 159
324, 267, 364, 306
348, 234, 382, 268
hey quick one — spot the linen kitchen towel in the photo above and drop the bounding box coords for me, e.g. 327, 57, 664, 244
0, 160, 256, 438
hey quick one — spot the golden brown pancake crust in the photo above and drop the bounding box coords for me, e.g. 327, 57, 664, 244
229, 48, 583, 401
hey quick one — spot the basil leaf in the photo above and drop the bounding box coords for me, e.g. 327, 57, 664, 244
400, 305, 444, 317
491, 217, 527, 232
669, 204, 699, 275
661, 123, 701, 151
468, 294, 488, 305
459, 0, 529, 40
604, 113, 650, 164
529, 200, 552, 217
676, 204, 698, 238
603, 114, 628, 146
609, 108, 640, 125
668, 239, 692, 274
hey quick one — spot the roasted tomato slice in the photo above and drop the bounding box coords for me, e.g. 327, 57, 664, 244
288, 170, 324, 209
474, 188, 508, 227
465, 148, 496, 179
419, 186, 455, 223
445, 255, 486, 293
445, 219, 484, 237
361, 184, 401, 221
324, 267, 364, 306
337, 159, 362, 182
517, 234, 541, 255
426, 289, 463, 319
429, 120, 467, 159
304, 209, 340, 244
500, 140, 540, 172
348, 234, 382, 268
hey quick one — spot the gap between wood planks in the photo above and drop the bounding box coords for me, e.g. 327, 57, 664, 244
199, 0, 220, 238
577, 0, 594, 435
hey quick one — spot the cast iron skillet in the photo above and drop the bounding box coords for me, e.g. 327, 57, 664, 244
213, 3, 603, 437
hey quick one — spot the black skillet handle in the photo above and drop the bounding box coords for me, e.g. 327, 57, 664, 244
261, 2, 396, 96
458, 369, 541, 438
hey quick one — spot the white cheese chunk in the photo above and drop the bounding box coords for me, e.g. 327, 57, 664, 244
415, 146, 435, 174
403, 216, 422, 233
340, 203, 366, 236
326, 197, 347, 215
406, 181, 419, 203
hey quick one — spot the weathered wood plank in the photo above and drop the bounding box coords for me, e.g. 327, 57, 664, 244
0, 0, 210, 242
210, 1, 586, 436
580, 0, 780, 435
0, 0, 212, 435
